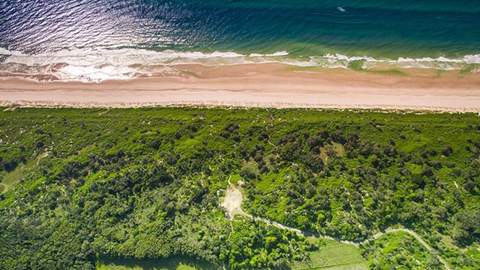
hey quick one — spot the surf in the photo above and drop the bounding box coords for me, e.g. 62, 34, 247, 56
1, 47, 479, 82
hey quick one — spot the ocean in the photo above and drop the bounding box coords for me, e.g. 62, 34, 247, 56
1, 0, 479, 81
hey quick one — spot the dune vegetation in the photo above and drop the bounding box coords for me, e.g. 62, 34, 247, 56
0, 107, 479, 269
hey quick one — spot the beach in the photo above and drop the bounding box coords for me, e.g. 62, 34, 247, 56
1, 64, 479, 112
1, 0, 479, 112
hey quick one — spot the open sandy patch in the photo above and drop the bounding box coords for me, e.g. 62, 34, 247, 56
221, 185, 245, 220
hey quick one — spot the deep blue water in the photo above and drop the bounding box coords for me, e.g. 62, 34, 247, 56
0, 0, 479, 81
1, 0, 479, 56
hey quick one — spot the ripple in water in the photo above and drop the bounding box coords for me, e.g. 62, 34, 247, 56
1, 0, 479, 81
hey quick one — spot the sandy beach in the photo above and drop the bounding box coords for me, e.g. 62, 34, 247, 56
1, 63, 479, 112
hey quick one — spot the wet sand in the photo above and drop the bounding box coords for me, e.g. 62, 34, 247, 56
0, 63, 479, 112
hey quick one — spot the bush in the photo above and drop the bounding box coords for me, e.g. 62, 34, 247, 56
240, 163, 259, 180
442, 146, 453, 156
150, 140, 161, 150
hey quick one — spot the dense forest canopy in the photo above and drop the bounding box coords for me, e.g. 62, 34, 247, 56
0, 108, 479, 269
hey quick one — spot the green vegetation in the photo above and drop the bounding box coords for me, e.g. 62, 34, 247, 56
293, 238, 367, 270
347, 60, 365, 71
363, 232, 440, 269
0, 152, 46, 194
459, 64, 480, 75
96, 256, 215, 270
0, 107, 479, 269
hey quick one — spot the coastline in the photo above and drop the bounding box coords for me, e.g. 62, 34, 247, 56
1, 63, 479, 112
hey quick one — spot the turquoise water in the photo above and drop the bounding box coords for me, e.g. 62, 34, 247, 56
0, 0, 479, 81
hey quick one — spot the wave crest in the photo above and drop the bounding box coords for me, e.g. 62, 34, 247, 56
0, 48, 479, 82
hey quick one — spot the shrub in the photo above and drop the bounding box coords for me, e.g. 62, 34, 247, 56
240, 163, 259, 180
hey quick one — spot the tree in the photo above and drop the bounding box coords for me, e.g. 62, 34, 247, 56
240, 163, 259, 180
452, 210, 480, 246
442, 146, 453, 156
150, 140, 161, 150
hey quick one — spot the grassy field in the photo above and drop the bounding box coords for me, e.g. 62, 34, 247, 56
0, 153, 45, 194
293, 239, 367, 270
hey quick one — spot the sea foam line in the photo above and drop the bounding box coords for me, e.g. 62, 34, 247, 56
0, 48, 479, 82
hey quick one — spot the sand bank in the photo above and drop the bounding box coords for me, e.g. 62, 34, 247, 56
0, 64, 479, 112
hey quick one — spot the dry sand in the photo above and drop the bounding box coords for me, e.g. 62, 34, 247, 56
1, 63, 479, 112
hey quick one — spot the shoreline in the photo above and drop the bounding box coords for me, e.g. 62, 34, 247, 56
1, 63, 479, 112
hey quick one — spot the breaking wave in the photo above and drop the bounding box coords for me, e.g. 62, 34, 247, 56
0, 47, 479, 82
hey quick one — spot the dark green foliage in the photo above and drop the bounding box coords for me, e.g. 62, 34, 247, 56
0, 108, 479, 269
452, 210, 480, 247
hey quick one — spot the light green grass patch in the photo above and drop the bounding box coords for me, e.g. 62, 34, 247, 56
176, 138, 202, 153
1, 153, 46, 193
256, 168, 289, 193
397, 133, 430, 153
293, 238, 367, 270
406, 163, 423, 175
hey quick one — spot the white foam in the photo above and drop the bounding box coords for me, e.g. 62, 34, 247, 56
266, 51, 289, 57
0, 48, 12, 55
0, 47, 479, 82
249, 51, 288, 57
464, 54, 480, 64
0, 47, 26, 57
56, 65, 136, 82
3, 48, 248, 67
320, 53, 480, 69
